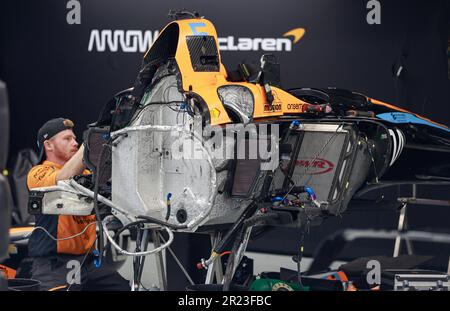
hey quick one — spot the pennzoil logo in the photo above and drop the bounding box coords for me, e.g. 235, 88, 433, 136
296, 158, 334, 175
88, 28, 305, 53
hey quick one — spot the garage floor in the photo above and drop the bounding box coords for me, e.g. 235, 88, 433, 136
117, 242, 345, 290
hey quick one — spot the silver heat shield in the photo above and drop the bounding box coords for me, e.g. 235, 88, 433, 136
111, 75, 245, 230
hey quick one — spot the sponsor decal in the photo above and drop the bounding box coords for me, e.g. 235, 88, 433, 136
189, 22, 208, 36
296, 158, 334, 175
287, 103, 303, 110
263, 91, 282, 113
264, 103, 282, 112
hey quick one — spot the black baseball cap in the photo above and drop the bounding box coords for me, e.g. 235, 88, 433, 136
37, 118, 75, 163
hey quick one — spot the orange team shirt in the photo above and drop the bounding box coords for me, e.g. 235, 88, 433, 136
27, 160, 97, 255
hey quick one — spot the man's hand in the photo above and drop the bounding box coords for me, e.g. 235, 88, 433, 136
56, 145, 86, 181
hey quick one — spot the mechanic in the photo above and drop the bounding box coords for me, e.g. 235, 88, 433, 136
27, 118, 130, 291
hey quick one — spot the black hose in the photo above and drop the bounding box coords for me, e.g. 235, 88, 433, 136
92, 143, 107, 267
110, 209, 187, 245
137, 215, 188, 230
272, 186, 307, 197
133, 227, 142, 286
214, 153, 277, 255
222, 225, 249, 291
113, 220, 148, 238
213, 200, 259, 255
296, 210, 310, 290
296, 230, 306, 288
242, 213, 279, 227
222, 239, 238, 291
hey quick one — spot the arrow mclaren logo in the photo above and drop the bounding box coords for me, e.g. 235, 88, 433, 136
219, 28, 305, 52
88, 30, 160, 53
88, 28, 305, 53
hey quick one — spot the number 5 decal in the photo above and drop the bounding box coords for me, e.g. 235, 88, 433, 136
189, 22, 208, 36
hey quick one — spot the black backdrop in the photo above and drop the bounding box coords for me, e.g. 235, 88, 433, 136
1, 0, 448, 158
1, 0, 449, 282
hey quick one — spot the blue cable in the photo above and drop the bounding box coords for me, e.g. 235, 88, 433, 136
290, 120, 301, 128
93, 249, 102, 268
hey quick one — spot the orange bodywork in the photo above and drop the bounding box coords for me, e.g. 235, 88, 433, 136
145, 18, 310, 125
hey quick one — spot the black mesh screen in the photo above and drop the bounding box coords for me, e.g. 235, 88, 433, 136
84, 127, 111, 187
231, 159, 261, 197
186, 36, 219, 72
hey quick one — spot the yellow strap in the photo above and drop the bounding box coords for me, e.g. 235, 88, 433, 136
48, 285, 68, 291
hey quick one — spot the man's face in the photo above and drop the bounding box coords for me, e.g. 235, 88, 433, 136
44, 129, 79, 163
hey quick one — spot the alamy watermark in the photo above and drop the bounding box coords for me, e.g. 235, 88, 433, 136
168, 119, 280, 171
366, 259, 381, 286
366, 0, 381, 25
66, 0, 81, 25
66, 259, 81, 286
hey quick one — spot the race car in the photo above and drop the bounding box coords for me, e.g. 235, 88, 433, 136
25, 11, 450, 285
